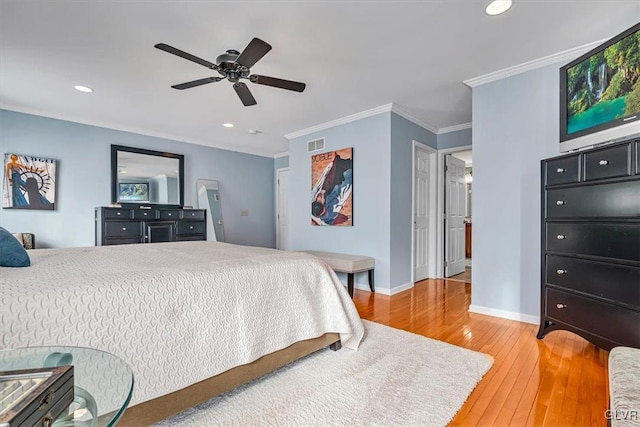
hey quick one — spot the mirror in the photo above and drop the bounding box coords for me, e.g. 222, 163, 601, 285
196, 179, 225, 242
111, 145, 184, 207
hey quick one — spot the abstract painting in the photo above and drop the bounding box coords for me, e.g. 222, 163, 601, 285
311, 147, 353, 226
3, 153, 56, 210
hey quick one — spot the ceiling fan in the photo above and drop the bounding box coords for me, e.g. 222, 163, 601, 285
154, 37, 306, 106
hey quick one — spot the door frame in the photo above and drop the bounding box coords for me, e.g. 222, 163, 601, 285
275, 167, 289, 250
411, 140, 438, 284
436, 144, 472, 278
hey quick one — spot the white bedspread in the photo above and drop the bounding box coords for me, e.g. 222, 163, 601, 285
0, 241, 364, 406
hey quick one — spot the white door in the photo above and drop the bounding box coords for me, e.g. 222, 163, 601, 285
445, 155, 466, 277
414, 147, 430, 281
277, 169, 289, 250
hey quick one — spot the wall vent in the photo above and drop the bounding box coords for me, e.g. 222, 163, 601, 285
307, 138, 325, 152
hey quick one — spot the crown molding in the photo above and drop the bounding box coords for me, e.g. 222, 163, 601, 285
437, 122, 472, 134
273, 151, 289, 158
464, 39, 605, 88
0, 104, 275, 158
284, 102, 442, 140
284, 103, 394, 140
390, 104, 439, 134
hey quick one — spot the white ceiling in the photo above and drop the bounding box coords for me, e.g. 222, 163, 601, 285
1, 1, 638, 157
452, 150, 473, 167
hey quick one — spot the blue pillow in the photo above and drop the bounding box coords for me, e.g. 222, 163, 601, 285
0, 226, 30, 267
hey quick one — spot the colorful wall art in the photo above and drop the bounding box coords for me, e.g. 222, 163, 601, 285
3, 153, 56, 210
311, 148, 353, 226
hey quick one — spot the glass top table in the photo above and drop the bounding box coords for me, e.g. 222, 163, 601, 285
0, 346, 134, 426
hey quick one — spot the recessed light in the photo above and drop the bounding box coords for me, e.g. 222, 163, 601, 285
485, 0, 513, 15
248, 129, 260, 135
74, 85, 93, 93
223, 123, 234, 128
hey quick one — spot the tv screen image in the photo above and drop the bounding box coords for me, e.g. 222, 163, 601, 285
119, 183, 149, 202
560, 23, 640, 149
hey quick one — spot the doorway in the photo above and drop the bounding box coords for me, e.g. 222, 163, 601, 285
445, 149, 472, 281
276, 168, 289, 250
412, 141, 437, 283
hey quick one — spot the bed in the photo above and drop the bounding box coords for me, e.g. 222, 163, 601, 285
0, 241, 365, 425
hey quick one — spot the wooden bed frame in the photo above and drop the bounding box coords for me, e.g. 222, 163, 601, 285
119, 333, 341, 426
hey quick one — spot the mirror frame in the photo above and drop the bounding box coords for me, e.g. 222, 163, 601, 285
111, 145, 185, 208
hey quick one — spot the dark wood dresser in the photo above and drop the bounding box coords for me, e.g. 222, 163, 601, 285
537, 137, 640, 350
95, 207, 206, 246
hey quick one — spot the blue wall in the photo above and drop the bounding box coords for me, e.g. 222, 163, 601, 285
471, 65, 561, 320
287, 112, 435, 293
437, 128, 472, 150
288, 113, 392, 291
274, 155, 289, 170
390, 113, 437, 287
0, 110, 275, 248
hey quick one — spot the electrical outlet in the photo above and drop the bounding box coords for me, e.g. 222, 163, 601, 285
240, 210, 249, 216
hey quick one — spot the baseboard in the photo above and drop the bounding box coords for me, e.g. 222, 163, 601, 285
468, 304, 539, 325
345, 281, 413, 295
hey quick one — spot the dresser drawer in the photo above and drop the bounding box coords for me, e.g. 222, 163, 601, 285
546, 180, 640, 218
104, 221, 142, 238
159, 210, 181, 220
584, 143, 631, 181
176, 235, 206, 242
103, 237, 144, 245
546, 222, 640, 261
546, 288, 640, 347
102, 208, 133, 219
546, 255, 640, 307
545, 155, 580, 186
133, 209, 158, 220
176, 221, 205, 235
182, 210, 205, 220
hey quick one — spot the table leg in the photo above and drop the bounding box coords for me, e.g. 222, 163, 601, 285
368, 269, 375, 292
347, 273, 354, 297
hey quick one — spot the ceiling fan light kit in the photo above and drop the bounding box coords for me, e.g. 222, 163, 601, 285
155, 38, 306, 106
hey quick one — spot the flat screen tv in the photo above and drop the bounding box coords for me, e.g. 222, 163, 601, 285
560, 22, 640, 152
118, 183, 149, 202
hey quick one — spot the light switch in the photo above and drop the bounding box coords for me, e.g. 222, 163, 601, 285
241, 210, 249, 216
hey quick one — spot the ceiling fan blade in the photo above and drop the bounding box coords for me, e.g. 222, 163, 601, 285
235, 38, 272, 68
233, 82, 257, 106
171, 77, 222, 90
155, 43, 219, 70
250, 75, 306, 92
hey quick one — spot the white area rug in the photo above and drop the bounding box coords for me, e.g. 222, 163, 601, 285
156, 320, 493, 426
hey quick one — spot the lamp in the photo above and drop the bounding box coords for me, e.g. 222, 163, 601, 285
465, 171, 473, 183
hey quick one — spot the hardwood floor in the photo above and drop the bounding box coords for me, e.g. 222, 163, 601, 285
352, 278, 610, 426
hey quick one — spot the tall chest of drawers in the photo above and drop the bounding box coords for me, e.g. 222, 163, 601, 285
95, 207, 207, 246
537, 137, 640, 350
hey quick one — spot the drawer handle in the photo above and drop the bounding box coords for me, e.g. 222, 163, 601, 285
556, 303, 566, 309
117, 212, 121, 216
144, 213, 148, 216
556, 235, 566, 240
168, 213, 172, 216
122, 227, 127, 231
556, 269, 567, 275
556, 168, 566, 173
189, 226, 194, 230
599, 160, 609, 166
556, 200, 565, 206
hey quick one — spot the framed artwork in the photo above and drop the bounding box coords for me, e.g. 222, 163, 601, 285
3, 153, 57, 210
311, 147, 353, 226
